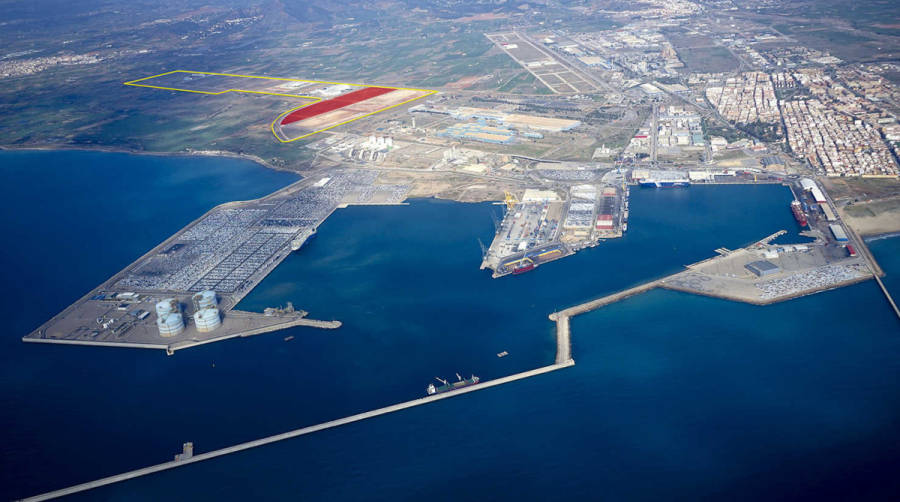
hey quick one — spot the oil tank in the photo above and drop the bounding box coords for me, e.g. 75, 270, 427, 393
155, 298, 179, 317
192, 290, 217, 311
193, 307, 221, 333
156, 312, 185, 337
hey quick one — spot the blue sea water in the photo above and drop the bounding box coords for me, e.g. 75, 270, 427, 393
1, 150, 898, 500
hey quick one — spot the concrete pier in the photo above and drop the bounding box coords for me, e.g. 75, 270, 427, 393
554, 314, 572, 364
843, 223, 898, 320
554, 280, 662, 318
21, 314, 340, 353
20, 361, 574, 502
873, 273, 900, 320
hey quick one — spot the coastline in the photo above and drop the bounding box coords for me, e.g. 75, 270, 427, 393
0, 144, 505, 204
838, 200, 900, 238
864, 231, 900, 243
0, 143, 303, 176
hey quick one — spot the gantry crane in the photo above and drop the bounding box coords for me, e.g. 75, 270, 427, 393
504, 191, 519, 212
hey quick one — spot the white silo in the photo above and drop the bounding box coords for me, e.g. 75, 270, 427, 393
192, 290, 217, 311
156, 298, 178, 317
157, 312, 185, 337
193, 307, 221, 332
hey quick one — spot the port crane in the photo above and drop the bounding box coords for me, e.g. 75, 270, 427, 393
489, 209, 501, 234
478, 238, 489, 260
504, 191, 519, 212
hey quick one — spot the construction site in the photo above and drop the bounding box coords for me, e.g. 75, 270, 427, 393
124, 70, 435, 142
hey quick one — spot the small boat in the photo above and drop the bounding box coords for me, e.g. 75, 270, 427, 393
284, 335, 295, 342
497, 351, 509, 358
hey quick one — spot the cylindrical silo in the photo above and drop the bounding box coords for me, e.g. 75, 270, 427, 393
193, 307, 221, 333
156, 298, 178, 317
157, 312, 185, 337
192, 290, 217, 311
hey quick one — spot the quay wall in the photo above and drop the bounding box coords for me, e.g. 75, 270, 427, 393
21, 361, 574, 502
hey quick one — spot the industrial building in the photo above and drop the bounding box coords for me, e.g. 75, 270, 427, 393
413, 105, 580, 133
450, 107, 580, 133
439, 123, 516, 144
192, 290, 221, 333
820, 203, 837, 222
746, 260, 780, 277
800, 178, 827, 203
156, 298, 184, 337
192, 290, 217, 310
830, 224, 849, 242
564, 201, 594, 229
521, 189, 560, 202
193, 307, 221, 332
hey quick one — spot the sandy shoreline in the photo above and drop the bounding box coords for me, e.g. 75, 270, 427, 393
838, 201, 900, 238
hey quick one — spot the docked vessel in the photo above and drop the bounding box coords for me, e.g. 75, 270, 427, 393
291, 228, 317, 251
512, 259, 535, 275
790, 200, 808, 227
427, 373, 480, 395
638, 180, 690, 188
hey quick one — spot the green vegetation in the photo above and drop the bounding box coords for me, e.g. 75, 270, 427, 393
702, 117, 745, 143
419, 53, 518, 87
776, 87, 810, 101
497, 71, 536, 92
737, 121, 783, 143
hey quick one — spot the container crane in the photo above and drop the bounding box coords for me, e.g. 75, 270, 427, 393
504, 191, 519, 212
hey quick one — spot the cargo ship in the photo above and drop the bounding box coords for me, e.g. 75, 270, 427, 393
638, 179, 690, 188
790, 200, 808, 227
291, 228, 317, 251
510, 256, 535, 275
427, 374, 480, 395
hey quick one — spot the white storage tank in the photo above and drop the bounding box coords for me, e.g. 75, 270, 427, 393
193, 307, 221, 333
155, 298, 178, 317
156, 312, 185, 337
192, 290, 217, 310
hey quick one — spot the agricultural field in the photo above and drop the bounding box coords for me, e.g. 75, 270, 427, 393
122, 70, 436, 142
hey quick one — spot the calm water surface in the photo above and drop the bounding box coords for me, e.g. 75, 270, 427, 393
1, 150, 898, 500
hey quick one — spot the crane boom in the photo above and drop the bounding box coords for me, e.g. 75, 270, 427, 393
504, 191, 519, 212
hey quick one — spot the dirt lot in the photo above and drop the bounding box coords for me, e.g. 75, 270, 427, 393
822, 177, 900, 201
840, 196, 900, 236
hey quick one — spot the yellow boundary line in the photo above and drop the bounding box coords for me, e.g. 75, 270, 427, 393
271, 90, 438, 142
124, 70, 437, 142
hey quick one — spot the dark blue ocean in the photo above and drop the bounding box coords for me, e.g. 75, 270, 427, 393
1, 150, 898, 501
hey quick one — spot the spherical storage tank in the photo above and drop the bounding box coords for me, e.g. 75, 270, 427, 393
193, 307, 221, 333
157, 312, 185, 337
155, 298, 179, 317
192, 290, 217, 310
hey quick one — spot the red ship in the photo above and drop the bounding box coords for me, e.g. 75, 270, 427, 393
790, 200, 808, 227
511, 257, 536, 275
